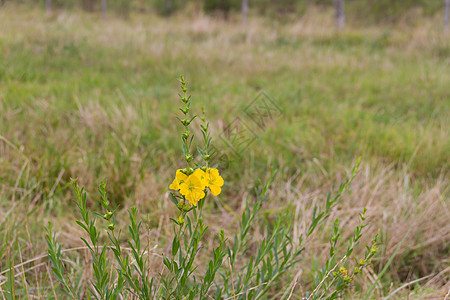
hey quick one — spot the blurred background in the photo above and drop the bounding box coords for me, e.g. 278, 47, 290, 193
2, 0, 449, 24
0, 0, 449, 298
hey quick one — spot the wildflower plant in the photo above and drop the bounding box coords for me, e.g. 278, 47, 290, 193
46, 76, 380, 299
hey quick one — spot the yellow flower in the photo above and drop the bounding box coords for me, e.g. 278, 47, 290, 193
205, 168, 224, 196
169, 169, 188, 190
193, 168, 208, 188
339, 267, 347, 275
179, 174, 205, 206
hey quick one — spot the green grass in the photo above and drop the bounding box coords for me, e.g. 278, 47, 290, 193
0, 4, 449, 299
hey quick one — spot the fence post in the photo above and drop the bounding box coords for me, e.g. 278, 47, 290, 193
101, 0, 107, 20
46, 0, 51, 15
334, 0, 345, 30
445, 0, 450, 32
242, 0, 248, 28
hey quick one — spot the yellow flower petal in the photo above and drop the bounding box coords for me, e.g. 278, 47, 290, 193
169, 179, 178, 190
206, 168, 224, 196
179, 173, 206, 206
193, 168, 208, 188
210, 185, 221, 196
169, 169, 188, 190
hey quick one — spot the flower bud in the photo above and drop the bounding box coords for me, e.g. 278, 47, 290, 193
343, 275, 352, 283
203, 154, 211, 161
185, 154, 193, 162
107, 223, 115, 231
182, 131, 189, 139
103, 211, 113, 220
182, 168, 194, 175
177, 215, 185, 225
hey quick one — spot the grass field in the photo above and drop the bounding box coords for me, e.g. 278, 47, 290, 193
0, 4, 449, 299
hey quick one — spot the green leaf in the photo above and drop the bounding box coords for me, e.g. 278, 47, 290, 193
163, 256, 172, 271
172, 236, 180, 257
